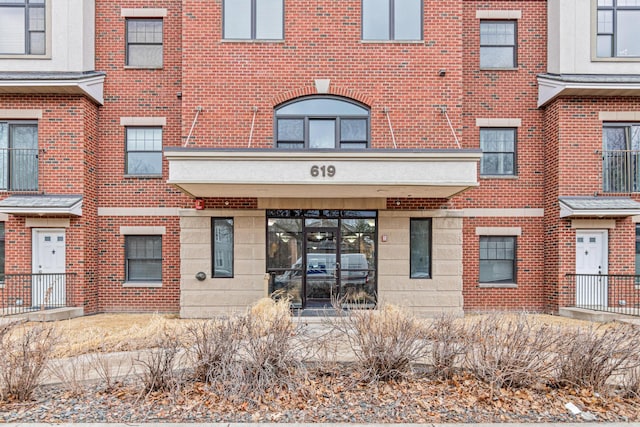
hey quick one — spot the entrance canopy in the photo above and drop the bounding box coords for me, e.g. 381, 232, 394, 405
165, 148, 481, 199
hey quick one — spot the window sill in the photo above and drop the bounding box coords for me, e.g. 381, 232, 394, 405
478, 282, 517, 289
123, 281, 162, 288
220, 39, 284, 43
124, 65, 163, 70
0, 54, 51, 60
480, 67, 518, 71
592, 56, 640, 63
480, 175, 519, 180
360, 40, 424, 44
124, 174, 163, 179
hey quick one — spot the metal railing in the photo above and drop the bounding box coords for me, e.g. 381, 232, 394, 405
0, 147, 39, 192
603, 150, 640, 193
0, 273, 75, 316
566, 273, 640, 317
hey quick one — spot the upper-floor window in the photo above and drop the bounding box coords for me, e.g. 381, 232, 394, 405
362, 0, 422, 41
0, 0, 45, 55
0, 122, 38, 192
275, 97, 370, 149
125, 127, 162, 176
223, 0, 283, 40
480, 20, 516, 68
602, 123, 640, 192
126, 18, 163, 67
480, 128, 516, 176
597, 0, 640, 58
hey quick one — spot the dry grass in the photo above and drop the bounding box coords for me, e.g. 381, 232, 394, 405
10, 310, 599, 359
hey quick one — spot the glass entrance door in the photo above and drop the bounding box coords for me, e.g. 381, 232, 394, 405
267, 210, 377, 309
305, 228, 339, 305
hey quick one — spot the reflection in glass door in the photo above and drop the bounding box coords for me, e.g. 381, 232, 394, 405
305, 228, 338, 304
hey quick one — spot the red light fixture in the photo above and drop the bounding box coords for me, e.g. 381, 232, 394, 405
194, 199, 205, 210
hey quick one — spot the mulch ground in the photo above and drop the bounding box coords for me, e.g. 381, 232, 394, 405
2, 372, 639, 423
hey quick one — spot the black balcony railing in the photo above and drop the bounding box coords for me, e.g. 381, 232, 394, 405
566, 273, 640, 317
603, 150, 640, 193
0, 273, 75, 316
0, 147, 39, 192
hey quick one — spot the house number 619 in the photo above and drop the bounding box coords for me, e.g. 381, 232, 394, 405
310, 165, 336, 177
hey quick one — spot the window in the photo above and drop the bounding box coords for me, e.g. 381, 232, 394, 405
223, 0, 283, 40
126, 127, 162, 176
597, 0, 640, 58
479, 236, 516, 284
125, 235, 162, 282
0, 223, 4, 279
0, 0, 45, 55
480, 20, 516, 68
212, 218, 234, 278
0, 122, 38, 191
275, 97, 370, 149
126, 18, 163, 67
480, 128, 516, 176
602, 123, 640, 192
410, 218, 431, 279
362, 0, 422, 41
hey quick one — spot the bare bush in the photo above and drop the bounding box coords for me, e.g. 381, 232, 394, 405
464, 313, 561, 390
47, 354, 91, 397
336, 304, 429, 382
0, 323, 58, 401
556, 323, 640, 391
184, 317, 243, 384
135, 326, 184, 394
428, 312, 467, 379
239, 298, 307, 394
622, 365, 640, 398
87, 350, 133, 392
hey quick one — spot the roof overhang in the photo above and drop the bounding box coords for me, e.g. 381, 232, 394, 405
0, 195, 83, 216
559, 196, 640, 218
538, 74, 640, 107
165, 149, 482, 199
0, 72, 105, 105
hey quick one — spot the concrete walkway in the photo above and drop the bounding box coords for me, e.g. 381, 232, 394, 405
7, 423, 640, 427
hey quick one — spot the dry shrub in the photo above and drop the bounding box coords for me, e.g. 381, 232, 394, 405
0, 322, 58, 401
87, 350, 133, 392
135, 325, 184, 394
240, 298, 305, 394
464, 313, 561, 390
47, 354, 92, 397
337, 304, 429, 382
185, 317, 243, 384
622, 365, 640, 398
556, 323, 640, 391
428, 312, 466, 379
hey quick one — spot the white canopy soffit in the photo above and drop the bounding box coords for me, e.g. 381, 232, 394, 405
0, 72, 105, 105
559, 196, 640, 218
165, 149, 482, 199
538, 74, 640, 108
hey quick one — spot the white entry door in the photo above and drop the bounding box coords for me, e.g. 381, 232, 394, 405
32, 229, 66, 307
575, 230, 608, 307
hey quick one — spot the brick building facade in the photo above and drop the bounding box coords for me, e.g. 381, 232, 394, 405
1, 0, 639, 317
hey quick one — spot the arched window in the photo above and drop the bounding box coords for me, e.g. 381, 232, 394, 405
275, 97, 370, 149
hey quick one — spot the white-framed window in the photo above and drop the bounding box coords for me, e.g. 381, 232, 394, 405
126, 18, 163, 67
125, 235, 162, 282
0, 121, 38, 191
480, 20, 516, 68
223, 0, 283, 40
480, 128, 516, 176
479, 236, 516, 284
597, 0, 640, 58
0, 0, 45, 55
410, 218, 431, 279
125, 127, 162, 176
602, 123, 640, 192
362, 0, 422, 41
212, 218, 234, 278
